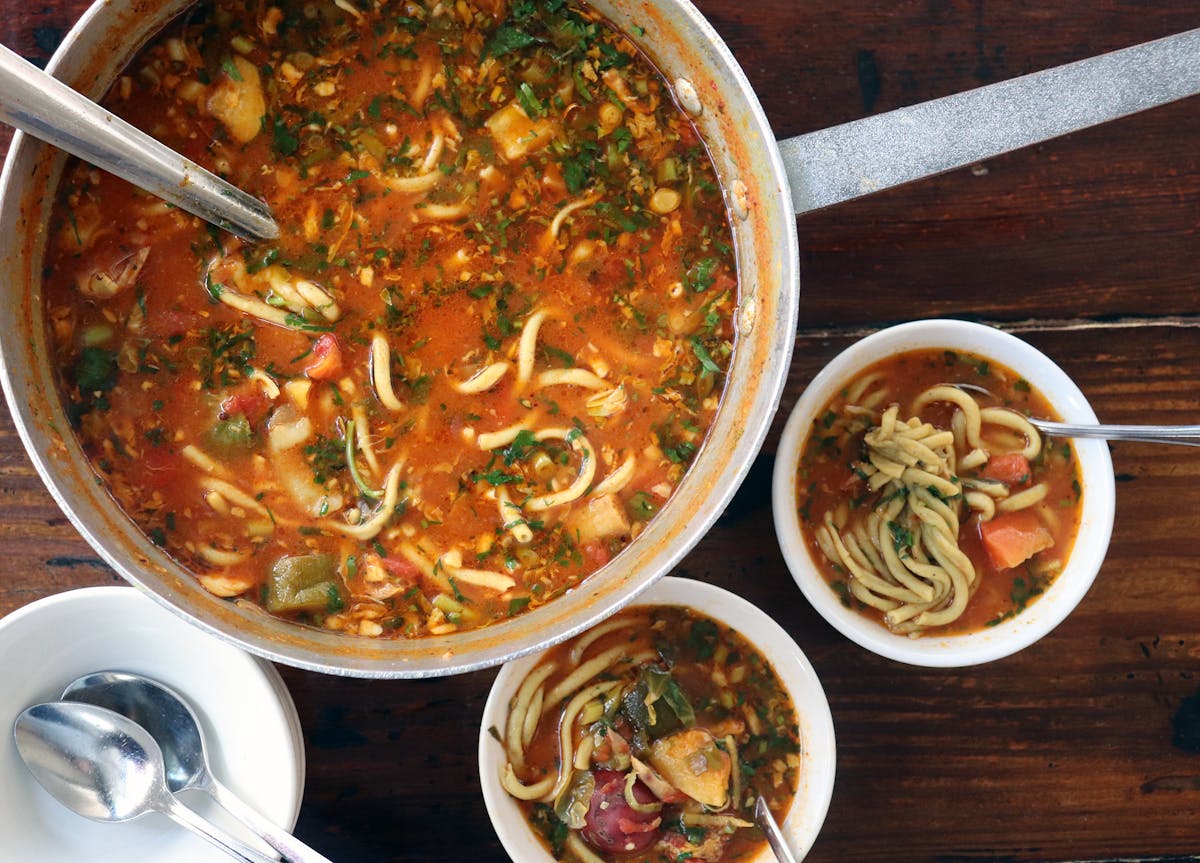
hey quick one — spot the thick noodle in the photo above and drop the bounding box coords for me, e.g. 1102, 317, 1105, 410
816, 387, 1047, 635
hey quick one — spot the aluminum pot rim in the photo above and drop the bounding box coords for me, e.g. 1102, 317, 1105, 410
0, 0, 799, 677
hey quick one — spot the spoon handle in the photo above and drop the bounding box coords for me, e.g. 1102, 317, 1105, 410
163, 794, 283, 863
0, 43, 278, 242
1029, 419, 1200, 446
210, 777, 335, 863
754, 797, 800, 863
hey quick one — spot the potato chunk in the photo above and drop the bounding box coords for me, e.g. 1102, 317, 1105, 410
207, 56, 266, 144
647, 728, 731, 809
486, 102, 558, 160
569, 493, 630, 545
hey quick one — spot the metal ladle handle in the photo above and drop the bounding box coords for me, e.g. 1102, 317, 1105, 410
0, 43, 278, 242
779, 28, 1200, 214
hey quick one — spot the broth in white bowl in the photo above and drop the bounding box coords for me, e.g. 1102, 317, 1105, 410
772, 319, 1116, 667
478, 576, 836, 863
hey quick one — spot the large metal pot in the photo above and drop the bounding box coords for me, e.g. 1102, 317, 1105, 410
1, 0, 1194, 677
0, 0, 799, 677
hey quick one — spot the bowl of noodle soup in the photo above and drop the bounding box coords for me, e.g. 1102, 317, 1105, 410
479, 576, 836, 863
772, 319, 1115, 667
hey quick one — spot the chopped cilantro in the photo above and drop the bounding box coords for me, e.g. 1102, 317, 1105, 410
508, 596, 531, 616
220, 57, 243, 81
73, 347, 118, 394
305, 434, 347, 484
627, 491, 658, 520
517, 82, 545, 118
482, 24, 541, 59
284, 313, 334, 332
501, 429, 539, 465
325, 584, 345, 613
541, 345, 575, 367
271, 117, 300, 156
689, 337, 722, 374
687, 618, 719, 660
887, 520, 914, 553
204, 274, 224, 301
685, 257, 718, 292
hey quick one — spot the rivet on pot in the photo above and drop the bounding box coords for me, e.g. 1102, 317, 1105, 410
674, 77, 701, 116
738, 295, 757, 335
729, 179, 749, 221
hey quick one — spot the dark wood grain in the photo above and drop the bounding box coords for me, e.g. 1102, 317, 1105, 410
2, 1, 1200, 861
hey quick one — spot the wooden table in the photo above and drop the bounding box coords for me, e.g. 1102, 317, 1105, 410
2, 1, 1199, 860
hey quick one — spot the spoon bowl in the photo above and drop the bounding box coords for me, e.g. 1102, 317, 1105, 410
0, 43, 277, 240
12, 701, 276, 863
0, 587, 303, 863
14, 701, 162, 822
63, 673, 206, 794
63, 671, 333, 863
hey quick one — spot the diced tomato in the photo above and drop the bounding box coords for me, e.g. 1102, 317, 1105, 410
304, 334, 344, 381
980, 510, 1054, 570
980, 453, 1032, 487
582, 540, 611, 569
219, 391, 271, 427
379, 555, 420, 584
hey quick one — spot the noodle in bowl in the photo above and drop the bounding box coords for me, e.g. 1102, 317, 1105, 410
772, 319, 1116, 667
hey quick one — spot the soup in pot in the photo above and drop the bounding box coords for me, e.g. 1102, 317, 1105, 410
43, 0, 737, 638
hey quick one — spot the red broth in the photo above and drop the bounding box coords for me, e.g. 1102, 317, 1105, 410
501, 606, 800, 863
43, 0, 736, 638
794, 349, 1082, 635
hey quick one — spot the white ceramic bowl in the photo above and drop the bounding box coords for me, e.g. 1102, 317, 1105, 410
772, 319, 1116, 667
0, 586, 305, 862
478, 576, 836, 863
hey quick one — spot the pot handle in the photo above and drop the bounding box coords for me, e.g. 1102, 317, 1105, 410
777, 28, 1199, 215
0, 43, 278, 242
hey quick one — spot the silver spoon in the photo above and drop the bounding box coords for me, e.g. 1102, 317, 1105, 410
13, 701, 278, 863
63, 671, 332, 863
754, 796, 799, 863
950, 382, 1200, 447
0, 43, 277, 242
1022, 418, 1200, 447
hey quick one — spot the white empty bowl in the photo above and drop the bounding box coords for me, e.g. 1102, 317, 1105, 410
0, 586, 305, 862
478, 575, 837, 863
772, 319, 1116, 667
